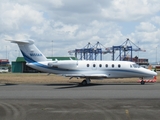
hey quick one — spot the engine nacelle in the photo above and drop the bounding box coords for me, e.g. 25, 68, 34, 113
48, 62, 58, 68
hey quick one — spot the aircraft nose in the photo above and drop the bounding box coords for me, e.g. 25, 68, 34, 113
151, 71, 157, 76
154, 72, 157, 76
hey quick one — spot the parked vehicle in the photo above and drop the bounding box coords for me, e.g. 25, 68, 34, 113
0, 68, 8, 73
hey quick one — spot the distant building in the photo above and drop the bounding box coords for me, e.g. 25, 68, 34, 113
0, 59, 9, 73
122, 56, 149, 66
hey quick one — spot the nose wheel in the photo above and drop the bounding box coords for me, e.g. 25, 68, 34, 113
140, 77, 145, 85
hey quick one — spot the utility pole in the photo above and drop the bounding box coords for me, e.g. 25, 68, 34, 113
6, 46, 7, 59
52, 40, 53, 57
156, 46, 157, 64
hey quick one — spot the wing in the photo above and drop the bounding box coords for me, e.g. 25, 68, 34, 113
61, 74, 108, 79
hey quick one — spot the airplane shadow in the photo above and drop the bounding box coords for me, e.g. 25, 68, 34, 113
44, 82, 154, 89
54, 83, 102, 89
0, 83, 18, 86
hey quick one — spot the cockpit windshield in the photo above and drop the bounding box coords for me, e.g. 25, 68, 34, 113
132, 64, 140, 68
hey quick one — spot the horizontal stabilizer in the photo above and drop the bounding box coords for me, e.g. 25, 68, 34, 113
5, 39, 34, 44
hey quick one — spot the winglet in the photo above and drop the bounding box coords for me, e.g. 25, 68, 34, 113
70, 57, 73, 60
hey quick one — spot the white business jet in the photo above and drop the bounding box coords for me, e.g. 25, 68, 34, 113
7, 39, 157, 85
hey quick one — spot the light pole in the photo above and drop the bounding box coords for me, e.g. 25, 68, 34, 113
15, 50, 18, 58
52, 40, 53, 57
138, 41, 139, 63
6, 46, 7, 59
156, 45, 158, 64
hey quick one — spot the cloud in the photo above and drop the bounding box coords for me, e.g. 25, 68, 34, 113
0, 0, 160, 62
151, 16, 160, 25
136, 22, 156, 32
0, 2, 45, 35
101, 0, 160, 21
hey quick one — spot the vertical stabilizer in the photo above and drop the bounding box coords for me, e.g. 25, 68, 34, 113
7, 40, 47, 63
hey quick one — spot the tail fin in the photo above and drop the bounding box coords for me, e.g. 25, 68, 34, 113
6, 39, 47, 63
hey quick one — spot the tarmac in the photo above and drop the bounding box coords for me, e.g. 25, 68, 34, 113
0, 83, 160, 120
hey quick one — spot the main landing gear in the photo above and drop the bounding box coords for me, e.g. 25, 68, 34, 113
140, 77, 145, 85
81, 78, 91, 86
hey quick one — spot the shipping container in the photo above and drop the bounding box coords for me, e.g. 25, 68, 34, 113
0, 59, 9, 65
12, 62, 23, 73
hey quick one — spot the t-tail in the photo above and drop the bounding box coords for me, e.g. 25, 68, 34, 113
6, 40, 47, 63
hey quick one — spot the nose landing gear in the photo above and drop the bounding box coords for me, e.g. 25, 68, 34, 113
140, 77, 145, 85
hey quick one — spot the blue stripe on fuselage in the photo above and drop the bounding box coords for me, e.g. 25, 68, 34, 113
21, 50, 36, 63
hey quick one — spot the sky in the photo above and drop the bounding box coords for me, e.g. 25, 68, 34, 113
0, 0, 160, 63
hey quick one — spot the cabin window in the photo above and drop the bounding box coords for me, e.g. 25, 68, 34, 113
105, 64, 108, 68
118, 64, 121, 68
130, 65, 132, 68
133, 64, 140, 68
99, 64, 102, 67
87, 64, 89, 67
93, 64, 96, 67
112, 64, 114, 68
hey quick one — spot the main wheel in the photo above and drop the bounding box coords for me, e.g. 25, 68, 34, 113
82, 80, 87, 86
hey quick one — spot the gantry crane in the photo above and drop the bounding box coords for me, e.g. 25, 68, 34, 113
68, 41, 111, 60
106, 38, 146, 61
